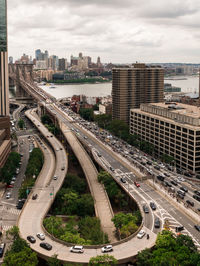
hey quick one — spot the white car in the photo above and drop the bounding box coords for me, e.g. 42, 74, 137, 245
70, 246, 84, 253
36, 233, 45, 240
137, 230, 146, 239
101, 245, 113, 253
53, 175, 57, 180
6, 192, 11, 199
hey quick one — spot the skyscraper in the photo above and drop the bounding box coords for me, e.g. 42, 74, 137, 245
112, 63, 164, 124
0, 0, 9, 115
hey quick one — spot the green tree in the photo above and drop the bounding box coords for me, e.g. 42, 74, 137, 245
41, 114, 52, 125
94, 114, 112, 129
18, 119, 25, 129
136, 248, 152, 266
79, 108, 94, 121
47, 254, 62, 266
89, 254, 117, 266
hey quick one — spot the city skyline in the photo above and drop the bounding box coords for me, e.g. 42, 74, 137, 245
7, 0, 200, 63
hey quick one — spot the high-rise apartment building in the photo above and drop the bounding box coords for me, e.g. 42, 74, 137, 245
130, 103, 200, 173
112, 63, 164, 124
0, 0, 9, 116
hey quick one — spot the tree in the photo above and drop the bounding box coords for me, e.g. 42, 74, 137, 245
136, 248, 152, 266
89, 254, 117, 265
18, 119, 25, 129
79, 108, 94, 121
47, 254, 62, 266
41, 114, 52, 125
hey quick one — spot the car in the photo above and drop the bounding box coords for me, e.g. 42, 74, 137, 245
84, 136, 88, 139
154, 165, 160, 170
194, 191, 200, 197
6, 192, 11, 199
177, 190, 185, 196
186, 200, 194, 207
40, 242, 52, 250
10, 181, 15, 185
7, 184, 14, 188
110, 167, 115, 172
97, 152, 102, 157
36, 233, 45, 240
193, 194, 200, 202
70, 245, 84, 253
32, 194, 38, 200
16, 199, 26, 209
0, 243, 5, 258
143, 205, 149, 213
150, 202, 156, 210
194, 225, 200, 231
177, 193, 184, 200
171, 180, 178, 186
61, 166, 65, 171
180, 187, 188, 193
157, 175, 165, 181
101, 245, 113, 253
134, 181, 140, 187
12, 177, 16, 181
164, 172, 170, 177
53, 175, 57, 180
154, 217, 161, 228
27, 235, 36, 243
120, 177, 126, 183
137, 230, 146, 239
175, 226, 184, 232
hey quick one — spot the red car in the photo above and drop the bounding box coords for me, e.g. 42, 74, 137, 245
6, 184, 14, 188
134, 181, 140, 187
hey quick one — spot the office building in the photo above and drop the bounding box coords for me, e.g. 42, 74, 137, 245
130, 102, 200, 173
112, 63, 164, 124
0, 116, 11, 167
0, 0, 9, 116
59, 58, 67, 71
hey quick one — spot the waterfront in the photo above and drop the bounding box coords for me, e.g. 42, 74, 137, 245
9, 76, 199, 100
40, 76, 199, 99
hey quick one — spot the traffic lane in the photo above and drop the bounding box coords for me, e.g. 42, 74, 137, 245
142, 183, 200, 243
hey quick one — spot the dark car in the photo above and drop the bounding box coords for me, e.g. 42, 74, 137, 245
194, 225, 200, 232
171, 180, 178, 186
177, 190, 185, 196
27, 235, 36, 243
154, 218, 161, 228
193, 194, 200, 202
150, 202, 156, 210
16, 199, 26, 209
194, 191, 200, 197
186, 200, 194, 207
143, 205, 149, 213
32, 194, 38, 200
175, 226, 184, 232
120, 177, 126, 183
157, 175, 165, 181
40, 242, 52, 250
180, 187, 188, 193
154, 165, 160, 170
176, 168, 183, 174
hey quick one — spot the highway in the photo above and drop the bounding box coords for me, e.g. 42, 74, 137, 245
11, 77, 200, 263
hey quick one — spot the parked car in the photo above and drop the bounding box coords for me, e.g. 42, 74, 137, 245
177, 190, 185, 196
6, 192, 11, 199
171, 180, 178, 186
40, 242, 52, 250
70, 245, 84, 253
137, 230, 146, 239
154, 217, 161, 228
193, 194, 200, 202
175, 226, 184, 232
150, 202, 156, 210
27, 235, 36, 243
101, 245, 113, 253
53, 175, 57, 180
36, 233, 45, 240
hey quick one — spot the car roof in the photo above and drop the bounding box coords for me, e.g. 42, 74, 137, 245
74, 245, 83, 249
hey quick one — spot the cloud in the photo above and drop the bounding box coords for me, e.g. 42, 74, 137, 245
7, 0, 200, 63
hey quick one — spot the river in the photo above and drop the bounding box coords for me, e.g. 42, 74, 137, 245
9, 76, 199, 100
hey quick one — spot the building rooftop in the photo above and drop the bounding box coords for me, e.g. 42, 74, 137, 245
151, 102, 200, 118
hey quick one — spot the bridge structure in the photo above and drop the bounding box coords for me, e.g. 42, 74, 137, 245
8, 63, 55, 104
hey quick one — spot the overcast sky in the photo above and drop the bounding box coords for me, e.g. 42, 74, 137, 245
7, 0, 200, 63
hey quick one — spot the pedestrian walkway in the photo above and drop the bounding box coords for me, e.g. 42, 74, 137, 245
1, 205, 21, 216
60, 122, 117, 243
2, 225, 13, 233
